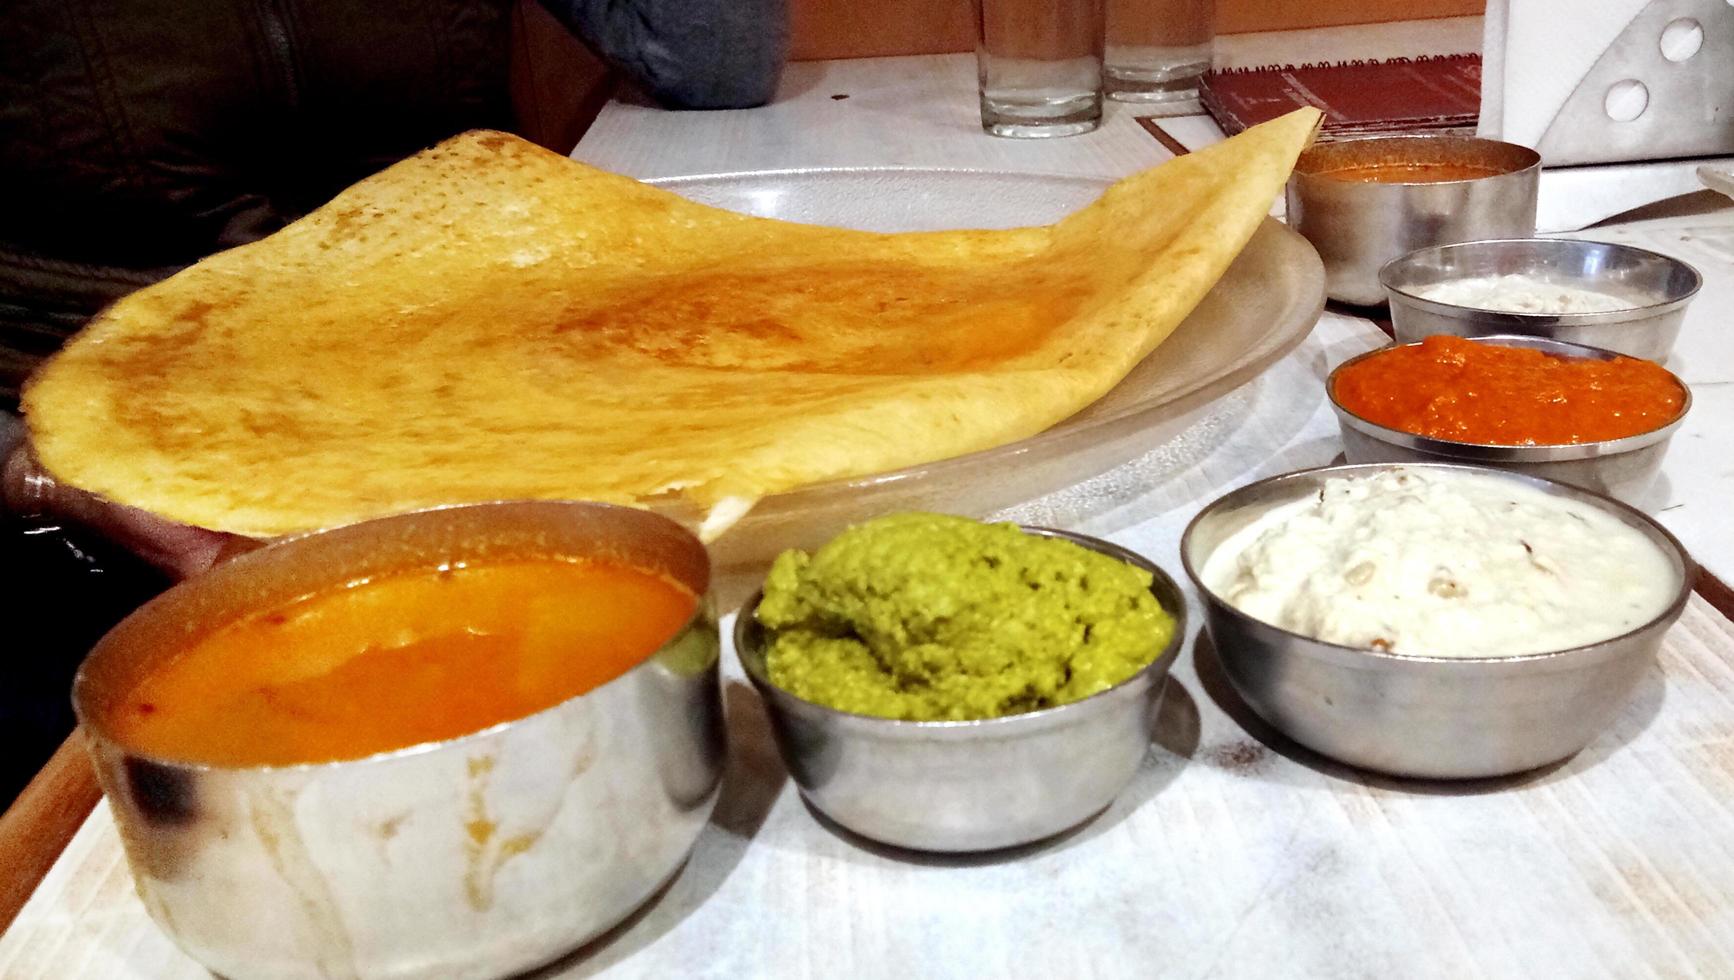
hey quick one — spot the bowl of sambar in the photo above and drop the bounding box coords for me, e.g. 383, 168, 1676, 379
1284, 134, 1540, 305
73, 500, 723, 980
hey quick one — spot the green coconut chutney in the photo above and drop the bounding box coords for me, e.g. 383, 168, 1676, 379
755, 513, 1174, 721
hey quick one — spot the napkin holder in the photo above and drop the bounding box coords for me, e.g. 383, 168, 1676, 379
1481, 0, 1734, 230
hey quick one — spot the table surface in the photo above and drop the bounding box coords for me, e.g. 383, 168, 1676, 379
9, 22, 1734, 978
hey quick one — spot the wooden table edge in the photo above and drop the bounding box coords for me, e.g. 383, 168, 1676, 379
0, 730, 100, 933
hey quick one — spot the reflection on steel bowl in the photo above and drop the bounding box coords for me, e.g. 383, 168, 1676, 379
1380, 238, 1701, 360
73, 501, 724, 980
735, 526, 1185, 852
1181, 463, 1693, 780
1285, 134, 1541, 305
1327, 334, 1690, 507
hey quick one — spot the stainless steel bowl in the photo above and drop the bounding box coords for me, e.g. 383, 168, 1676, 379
735, 527, 1185, 852
1285, 135, 1540, 305
1327, 334, 1691, 506
1380, 238, 1702, 360
73, 501, 725, 980
1181, 463, 1694, 780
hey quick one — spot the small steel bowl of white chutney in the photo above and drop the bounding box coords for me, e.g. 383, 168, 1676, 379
1327, 334, 1692, 507
1181, 462, 1693, 780
734, 527, 1185, 853
1380, 238, 1701, 360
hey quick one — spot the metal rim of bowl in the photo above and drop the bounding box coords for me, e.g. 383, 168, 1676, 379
1292, 133, 1542, 186
72, 498, 715, 775
1377, 237, 1704, 321
734, 524, 1187, 738
1178, 461, 1696, 667
1325, 333, 1692, 462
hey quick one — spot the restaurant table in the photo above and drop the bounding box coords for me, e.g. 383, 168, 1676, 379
7, 20, 1734, 978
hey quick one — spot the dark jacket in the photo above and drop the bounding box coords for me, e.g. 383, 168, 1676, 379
0, 0, 787, 403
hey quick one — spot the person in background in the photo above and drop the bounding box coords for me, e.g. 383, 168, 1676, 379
0, 0, 787, 808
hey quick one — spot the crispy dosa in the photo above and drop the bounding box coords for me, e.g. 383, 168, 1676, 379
24, 108, 1321, 538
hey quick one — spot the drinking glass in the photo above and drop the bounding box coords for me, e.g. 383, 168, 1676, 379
973, 0, 1106, 138
1104, 0, 1214, 110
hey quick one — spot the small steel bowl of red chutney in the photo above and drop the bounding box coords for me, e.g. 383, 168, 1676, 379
1327, 334, 1690, 508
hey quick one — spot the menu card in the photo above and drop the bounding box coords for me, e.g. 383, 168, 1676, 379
1199, 54, 1481, 139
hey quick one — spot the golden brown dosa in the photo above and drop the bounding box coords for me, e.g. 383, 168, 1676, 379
24, 109, 1321, 538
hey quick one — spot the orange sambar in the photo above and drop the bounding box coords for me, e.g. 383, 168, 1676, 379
106, 558, 698, 767
1333, 335, 1685, 445
1320, 162, 1504, 183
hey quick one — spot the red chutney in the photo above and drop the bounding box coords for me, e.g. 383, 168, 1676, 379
1332, 335, 1686, 445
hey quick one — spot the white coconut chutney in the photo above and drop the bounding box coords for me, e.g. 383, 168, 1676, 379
1202, 467, 1678, 657
1415, 275, 1633, 314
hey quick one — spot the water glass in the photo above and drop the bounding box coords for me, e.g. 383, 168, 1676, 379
1104, 0, 1214, 110
973, 0, 1105, 138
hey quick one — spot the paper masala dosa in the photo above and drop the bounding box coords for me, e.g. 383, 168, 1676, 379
24, 108, 1321, 538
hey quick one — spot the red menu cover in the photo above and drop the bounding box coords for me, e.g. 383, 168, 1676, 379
1199, 54, 1481, 139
